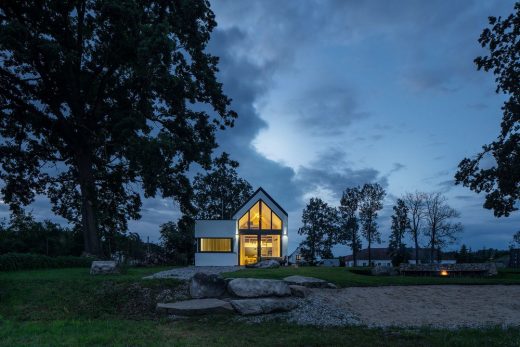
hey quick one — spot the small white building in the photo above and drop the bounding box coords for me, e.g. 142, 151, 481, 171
194, 187, 288, 266
344, 247, 457, 267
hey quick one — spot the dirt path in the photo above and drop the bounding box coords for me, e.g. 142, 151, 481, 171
313, 285, 520, 328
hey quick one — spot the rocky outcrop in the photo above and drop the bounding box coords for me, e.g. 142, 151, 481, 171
227, 278, 291, 298
189, 273, 227, 298
283, 275, 333, 288
90, 261, 119, 275
246, 259, 280, 269
230, 297, 298, 315
289, 284, 311, 298
157, 299, 234, 316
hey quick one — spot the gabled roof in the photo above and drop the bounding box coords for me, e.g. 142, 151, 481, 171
232, 187, 288, 217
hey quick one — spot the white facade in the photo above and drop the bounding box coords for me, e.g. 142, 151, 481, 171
194, 188, 288, 266
346, 259, 392, 267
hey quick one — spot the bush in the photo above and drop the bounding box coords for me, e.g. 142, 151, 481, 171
0, 253, 95, 271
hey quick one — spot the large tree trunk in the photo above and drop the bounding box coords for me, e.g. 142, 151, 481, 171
414, 232, 419, 265
368, 233, 372, 266
430, 228, 436, 264
77, 155, 102, 256
352, 237, 357, 267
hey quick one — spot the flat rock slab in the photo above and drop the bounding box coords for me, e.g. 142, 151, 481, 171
190, 273, 227, 299
289, 284, 311, 298
227, 278, 291, 298
157, 299, 233, 316
231, 298, 298, 315
283, 275, 331, 288
90, 261, 119, 275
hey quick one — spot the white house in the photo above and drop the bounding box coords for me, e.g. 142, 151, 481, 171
344, 247, 457, 267
194, 187, 288, 266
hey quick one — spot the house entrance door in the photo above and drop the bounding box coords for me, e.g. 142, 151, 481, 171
240, 235, 258, 265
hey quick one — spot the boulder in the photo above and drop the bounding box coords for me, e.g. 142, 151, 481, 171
283, 275, 329, 288
246, 259, 280, 269
227, 278, 291, 298
371, 265, 398, 276
90, 261, 119, 275
230, 298, 298, 315
157, 299, 234, 316
189, 273, 227, 299
289, 284, 311, 298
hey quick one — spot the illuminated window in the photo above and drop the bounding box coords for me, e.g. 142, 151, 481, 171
199, 238, 232, 252
238, 200, 283, 230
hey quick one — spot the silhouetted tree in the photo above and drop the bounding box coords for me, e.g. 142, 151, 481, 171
298, 198, 339, 264
455, 2, 520, 217
338, 187, 362, 266
0, 1, 236, 256
388, 198, 410, 266
359, 183, 385, 266
424, 193, 462, 263
160, 216, 195, 265
404, 191, 427, 264
193, 153, 253, 219
457, 244, 470, 263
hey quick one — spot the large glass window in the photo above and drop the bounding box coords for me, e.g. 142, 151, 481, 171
199, 238, 232, 252
261, 235, 280, 257
240, 235, 258, 265
238, 200, 283, 230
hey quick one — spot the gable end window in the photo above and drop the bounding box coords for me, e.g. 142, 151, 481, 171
238, 200, 282, 231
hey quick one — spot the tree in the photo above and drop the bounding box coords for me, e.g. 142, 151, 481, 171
424, 193, 462, 263
337, 186, 362, 266
455, 2, 520, 217
388, 198, 410, 266
457, 244, 470, 263
298, 198, 338, 264
159, 215, 195, 265
358, 183, 385, 266
193, 153, 253, 219
403, 192, 426, 264
0, 1, 236, 256
510, 230, 520, 248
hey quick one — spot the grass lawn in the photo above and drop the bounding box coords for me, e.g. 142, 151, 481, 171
222, 266, 520, 287
1, 267, 520, 346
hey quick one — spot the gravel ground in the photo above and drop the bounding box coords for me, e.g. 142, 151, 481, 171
238, 285, 520, 328
144, 266, 243, 280
236, 288, 360, 327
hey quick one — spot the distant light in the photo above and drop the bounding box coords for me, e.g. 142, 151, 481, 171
440, 270, 448, 276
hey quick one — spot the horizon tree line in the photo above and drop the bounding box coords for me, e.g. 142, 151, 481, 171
298, 185, 463, 266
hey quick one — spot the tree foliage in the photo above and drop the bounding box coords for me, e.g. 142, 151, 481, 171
455, 2, 520, 217
424, 192, 462, 263
337, 186, 362, 266
388, 198, 410, 266
159, 215, 195, 266
403, 191, 427, 264
298, 197, 338, 264
358, 183, 385, 265
0, 0, 236, 255
192, 153, 252, 220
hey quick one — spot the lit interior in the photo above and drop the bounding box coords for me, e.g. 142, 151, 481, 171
239, 234, 280, 265
440, 270, 448, 276
199, 238, 232, 252
239, 200, 282, 230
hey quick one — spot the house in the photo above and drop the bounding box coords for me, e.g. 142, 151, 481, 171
288, 244, 304, 264
194, 187, 288, 266
344, 248, 393, 267
344, 247, 457, 267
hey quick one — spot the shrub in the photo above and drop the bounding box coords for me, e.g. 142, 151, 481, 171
0, 253, 95, 271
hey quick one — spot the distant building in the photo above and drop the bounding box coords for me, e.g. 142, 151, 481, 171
343, 247, 456, 267
288, 244, 304, 264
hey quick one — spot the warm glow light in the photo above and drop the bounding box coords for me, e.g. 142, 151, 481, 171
440, 270, 448, 276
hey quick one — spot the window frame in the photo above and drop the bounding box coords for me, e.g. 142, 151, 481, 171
197, 237, 234, 253
238, 199, 283, 231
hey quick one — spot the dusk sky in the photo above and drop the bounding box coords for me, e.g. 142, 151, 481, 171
1, 0, 519, 254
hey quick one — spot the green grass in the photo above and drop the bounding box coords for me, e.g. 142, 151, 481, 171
1, 266, 520, 346
222, 266, 520, 287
